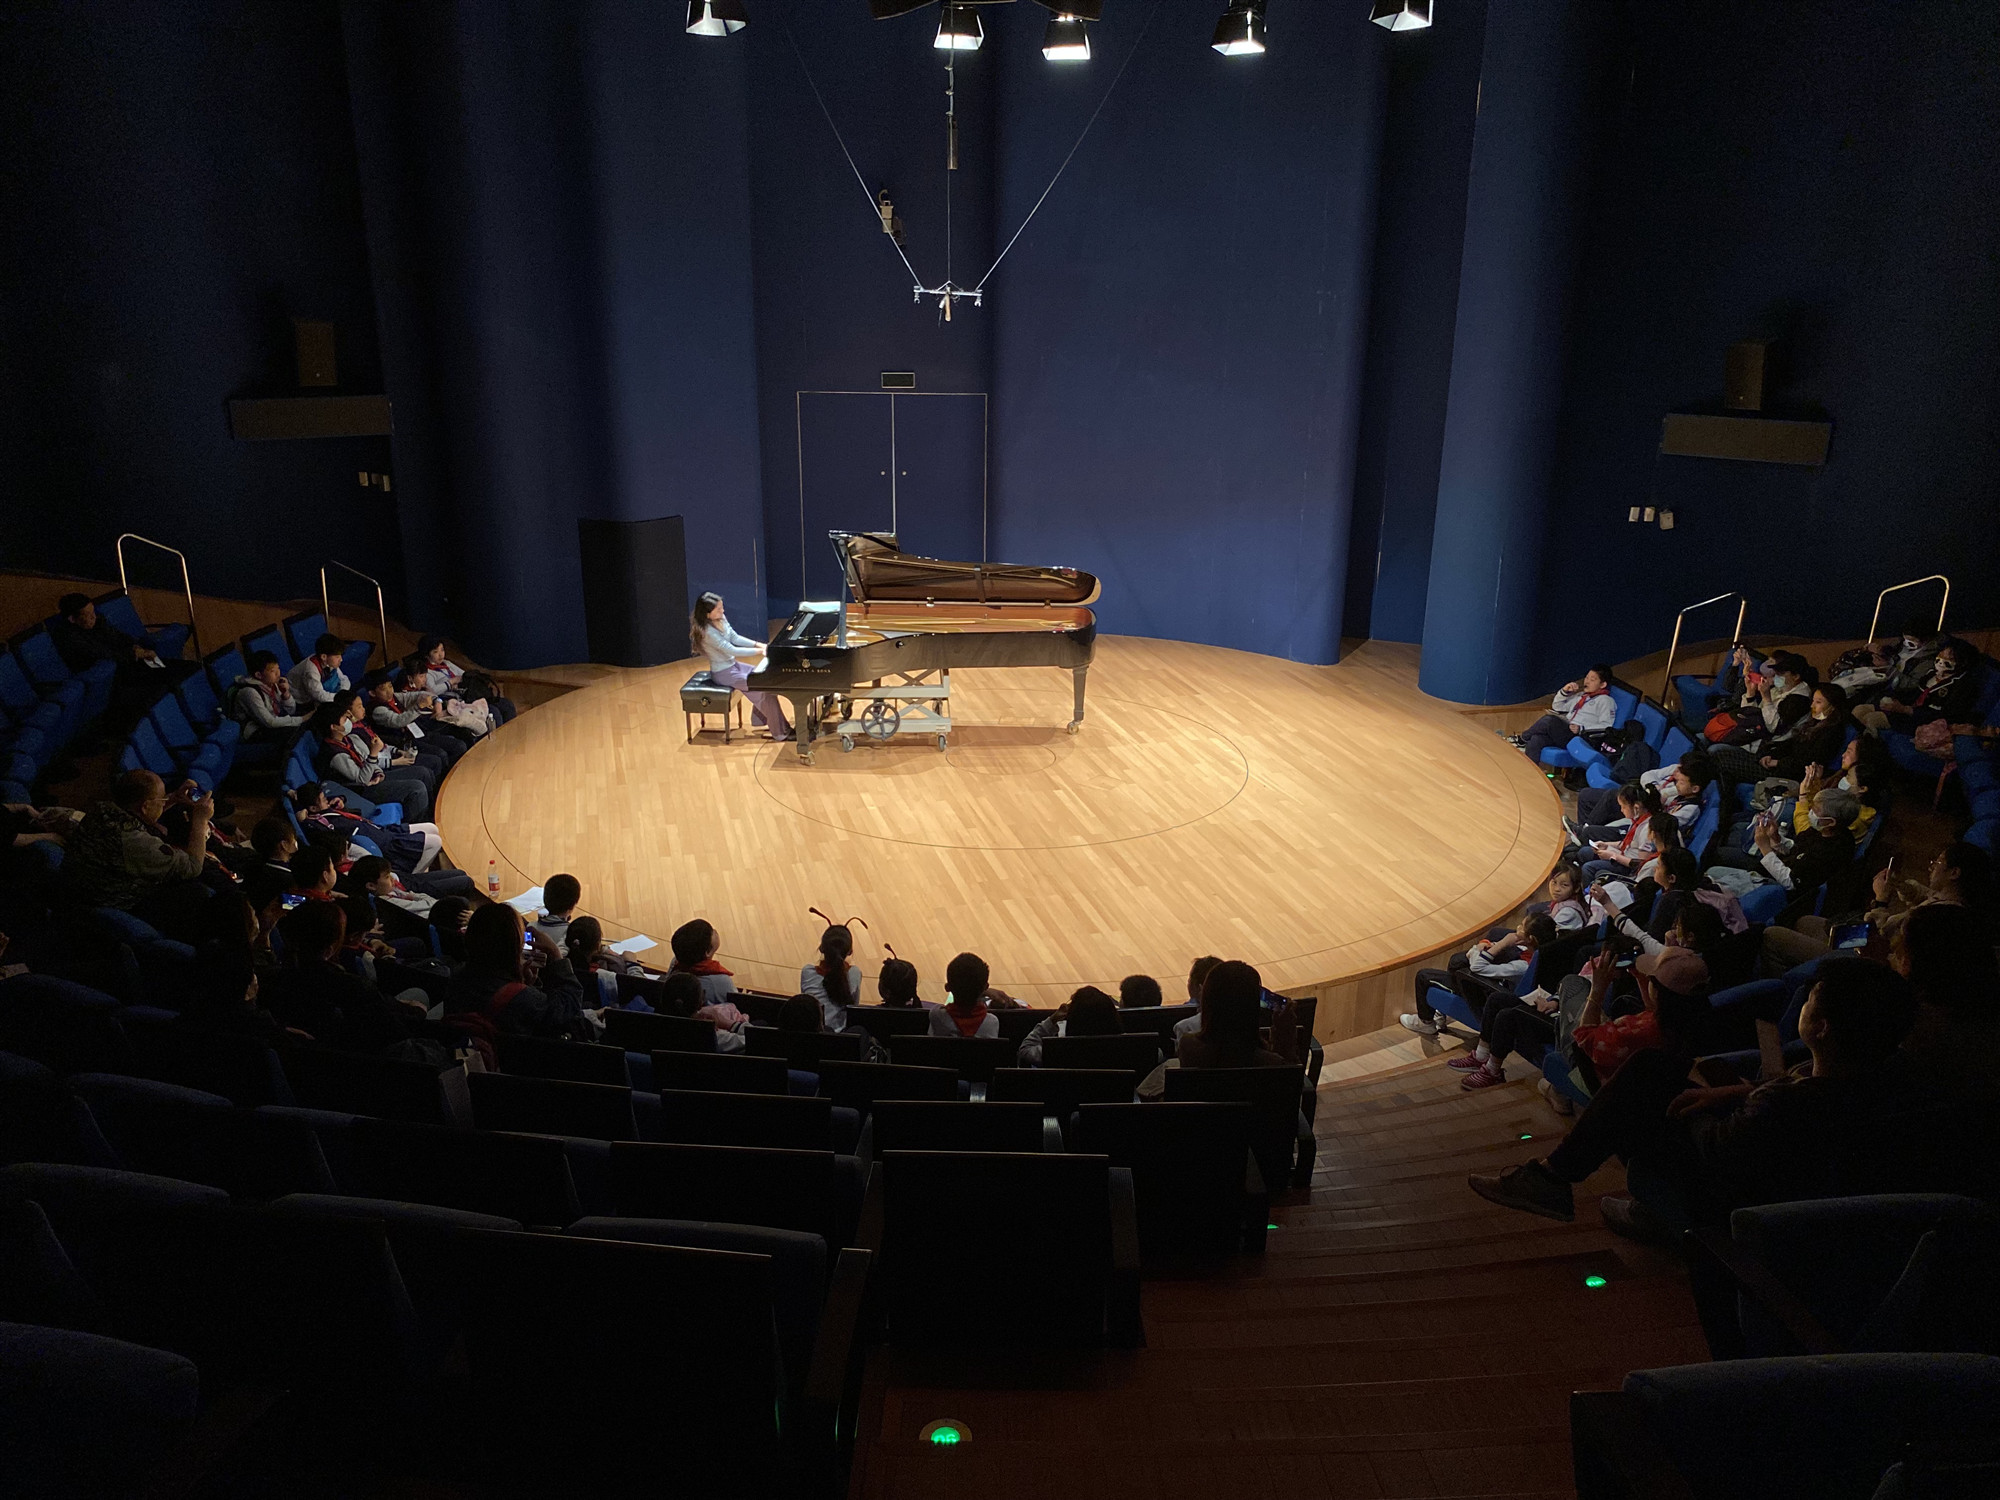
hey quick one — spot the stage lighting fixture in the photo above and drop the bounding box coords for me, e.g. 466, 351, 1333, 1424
934, 4, 984, 49
686, 0, 748, 34
1368, 0, 1432, 29
1211, 0, 1266, 55
1042, 14, 1090, 59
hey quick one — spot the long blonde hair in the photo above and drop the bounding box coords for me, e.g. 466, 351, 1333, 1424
690, 592, 723, 654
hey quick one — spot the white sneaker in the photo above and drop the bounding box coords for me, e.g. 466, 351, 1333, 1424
1536, 1076, 1576, 1116
1398, 1013, 1439, 1037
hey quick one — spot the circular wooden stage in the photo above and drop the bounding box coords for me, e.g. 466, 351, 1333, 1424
435, 637, 1563, 1027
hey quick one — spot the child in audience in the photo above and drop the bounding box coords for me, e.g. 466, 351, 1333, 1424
1119, 974, 1165, 1009
670, 918, 738, 1007
444, 902, 586, 1040
533, 874, 581, 946
1861, 635, 1980, 735
310, 693, 435, 820
230, 651, 306, 742
1172, 954, 1226, 1041
565, 915, 629, 1007
364, 669, 462, 773
877, 958, 930, 1008
1177, 961, 1292, 1071
665, 967, 749, 1050
931, 952, 1000, 1037
288, 633, 351, 708
1402, 912, 1558, 1038
407, 634, 517, 725
1016, 985, 1119, 1064
1513, 665, 1619, 764
249, 816, 296, 876
777, 991, 826, 1033
802, 922, 862, 1030
1576, 782, 1661, 884
1471, 956, 1919, 1233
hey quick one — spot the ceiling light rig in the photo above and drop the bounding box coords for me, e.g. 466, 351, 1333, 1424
1042, 14, 1091, 60
1368, 0, 1433, 29
685, 0, 748, 36
933, 3, 984, 49
1210, 0, 1265, 55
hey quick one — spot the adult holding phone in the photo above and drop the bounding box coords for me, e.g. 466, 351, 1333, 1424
692, 592, 792, 743
1512, 664, 1618, 765
64, 769, 215, 939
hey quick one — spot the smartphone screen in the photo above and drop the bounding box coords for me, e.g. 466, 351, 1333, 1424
280, 892, 309, 911
1831, 922, 1872, 951
522, 932, 538, 953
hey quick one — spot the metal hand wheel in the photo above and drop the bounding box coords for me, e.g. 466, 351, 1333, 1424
861, 701, 901, 741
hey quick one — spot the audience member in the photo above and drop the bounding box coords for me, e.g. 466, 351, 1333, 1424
657, 965, 749, 1049
877, 957, 928, 1008
309, 691, 435, 819
1513, 665, 1619, 765
1860, 635, 1980, 735
49, 591, 189, 722
363, 669, 461, 775
1016, 985, 1120, 1064
532, 873, 582, 946
669, 918, 737, 1007
248, 816, 296, 876
229, 650, 307, 742
1402, 912, 1558, 1039
1576, 783, 1661, 884
1176, 960, 1290, 1071
931, 951, 999, 1037
407, 635, 517, 725
63, 770, 211, 936
1471, 956, 1919, 1230
802, 922, 862, 1030
444, 902, 586, 1040
288, 633, 351, 708
288, 845, 340, 902
263, 899, 418, 1053
1118, 973, 1165, 1009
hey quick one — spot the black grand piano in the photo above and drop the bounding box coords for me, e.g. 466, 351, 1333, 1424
748, 532, 1099, 763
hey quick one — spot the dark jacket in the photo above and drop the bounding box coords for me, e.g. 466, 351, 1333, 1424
263, 960, 412, 1054
49, 615, 141, 674
444, 957, 587, 1039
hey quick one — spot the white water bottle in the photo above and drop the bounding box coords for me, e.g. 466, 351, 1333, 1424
487, 860, 500, 897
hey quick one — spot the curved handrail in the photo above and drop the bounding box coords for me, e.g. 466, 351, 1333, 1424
114, 533, 201, 658
1866, 575, 1949, 644
1660, 591, 1748, 707
321, 561, 391, 668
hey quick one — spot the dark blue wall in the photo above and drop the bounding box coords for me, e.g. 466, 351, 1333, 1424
1343, 0, 1486, 645
0, 0, 399, 610
744, 0, 994, 615
1529, 0, 2000, 687
988, 0, 1386, 665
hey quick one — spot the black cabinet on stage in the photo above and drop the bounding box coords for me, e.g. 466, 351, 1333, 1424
577, 515, 688, 667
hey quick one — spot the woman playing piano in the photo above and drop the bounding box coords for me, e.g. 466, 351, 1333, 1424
692, 592, 792, 743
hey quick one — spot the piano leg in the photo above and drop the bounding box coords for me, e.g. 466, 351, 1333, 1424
785, 694, 817, 763
1069, 665, 1089, 733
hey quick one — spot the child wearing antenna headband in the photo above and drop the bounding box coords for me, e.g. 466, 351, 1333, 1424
800, 910, 869, 1031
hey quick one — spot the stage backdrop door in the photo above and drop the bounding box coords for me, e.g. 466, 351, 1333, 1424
796, 391, 987, 601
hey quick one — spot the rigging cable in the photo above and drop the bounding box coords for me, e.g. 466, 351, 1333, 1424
779, 14, 925, 288
973, 0, 1167, 294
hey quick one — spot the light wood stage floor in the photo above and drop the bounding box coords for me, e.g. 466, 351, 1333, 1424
436, 637, 1564, 1038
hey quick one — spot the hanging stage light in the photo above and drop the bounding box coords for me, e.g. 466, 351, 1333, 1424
934, 4, 984, 49
686, 0, 748, 34
1368, 0, 1432, 30
1211, 0, 1265, 55
1042, 14, 1090, 60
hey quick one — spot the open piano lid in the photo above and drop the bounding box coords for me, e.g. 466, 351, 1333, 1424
834, 531, 1101, 607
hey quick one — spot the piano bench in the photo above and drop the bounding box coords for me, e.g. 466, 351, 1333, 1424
682, 672, 745, 744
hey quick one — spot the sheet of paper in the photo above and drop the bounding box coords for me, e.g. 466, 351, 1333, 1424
606, 935, 657, 956
1604, 882, 1637, 910
504, 886, 545, 915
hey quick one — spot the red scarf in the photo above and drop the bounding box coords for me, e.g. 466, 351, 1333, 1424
675, 958, 733, 977
1565, 685, 1610, 730
1618, 813, 1652, 852
947, 1001, 989, 1037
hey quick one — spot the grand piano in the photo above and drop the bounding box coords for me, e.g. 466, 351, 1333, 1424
748, 532, 1099, 763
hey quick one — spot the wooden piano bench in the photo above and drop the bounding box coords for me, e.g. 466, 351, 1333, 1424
682, 671, 745, 743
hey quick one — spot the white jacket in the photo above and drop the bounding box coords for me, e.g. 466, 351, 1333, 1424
1551, 686, 1618, 737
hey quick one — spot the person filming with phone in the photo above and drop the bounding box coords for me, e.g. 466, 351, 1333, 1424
63, 770, 216, 939
444, 902, 588, 1040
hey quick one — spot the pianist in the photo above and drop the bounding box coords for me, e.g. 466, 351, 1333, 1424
692, 592, 792, 742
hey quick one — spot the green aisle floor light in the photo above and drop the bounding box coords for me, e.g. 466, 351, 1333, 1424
920, 1419, 970, 1446
1583, 1274, 1609, 1289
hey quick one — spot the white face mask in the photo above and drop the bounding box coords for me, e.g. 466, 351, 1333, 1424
1836, 775, 1852, 792
338, 717, 354, 735
1770, 674, 1789, 691
1807, 811, 1827, 831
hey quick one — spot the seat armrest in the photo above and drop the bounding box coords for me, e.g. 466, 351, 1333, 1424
802, 1246, 872, 1421
1041, 1116, 1066, 1153
1685, 1226, 1843, 1356
856, 1160, 884, 1253
129, 1385, 287, 1500
1568, 1390, 1698, 1500
1291, 1109, 1316, 1189
1241, 1148, 1269, 1252
1106, 1165, 1144, 1348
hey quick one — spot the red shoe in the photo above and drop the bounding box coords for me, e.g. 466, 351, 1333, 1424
1461, 1063, 1508, 1089
1447, 1052, 1487, 1071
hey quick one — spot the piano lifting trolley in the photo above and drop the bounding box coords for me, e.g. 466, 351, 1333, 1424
749, 532, 1101, 765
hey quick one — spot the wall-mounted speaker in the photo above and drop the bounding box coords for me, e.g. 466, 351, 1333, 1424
1660, 412, 1830, 467
577, 516, 689, 667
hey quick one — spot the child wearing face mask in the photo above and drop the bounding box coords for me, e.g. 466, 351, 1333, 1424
308, 693, 436, 821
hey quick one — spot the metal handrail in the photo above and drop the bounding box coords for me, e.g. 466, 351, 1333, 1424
1660, 591, 1748, 707
321, 561, 391, 667
115, 533, 201, 658
1866, 574, 1949, 644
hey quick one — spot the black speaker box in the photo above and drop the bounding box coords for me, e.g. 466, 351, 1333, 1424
577, 516, 689, 668
1724, 340, 1771, 411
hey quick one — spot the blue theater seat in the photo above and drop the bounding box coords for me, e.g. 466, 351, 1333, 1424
12, 627, 114, 725
92, 589, 189, 660
240, 622, 293, 675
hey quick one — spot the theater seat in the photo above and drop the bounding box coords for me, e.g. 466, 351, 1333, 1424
0, 1321, 201, 1500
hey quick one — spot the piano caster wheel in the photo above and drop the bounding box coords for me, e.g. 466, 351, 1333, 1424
840, 737, 854, 754
1067, 722, 1081, 735
937, 735, 948, 751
